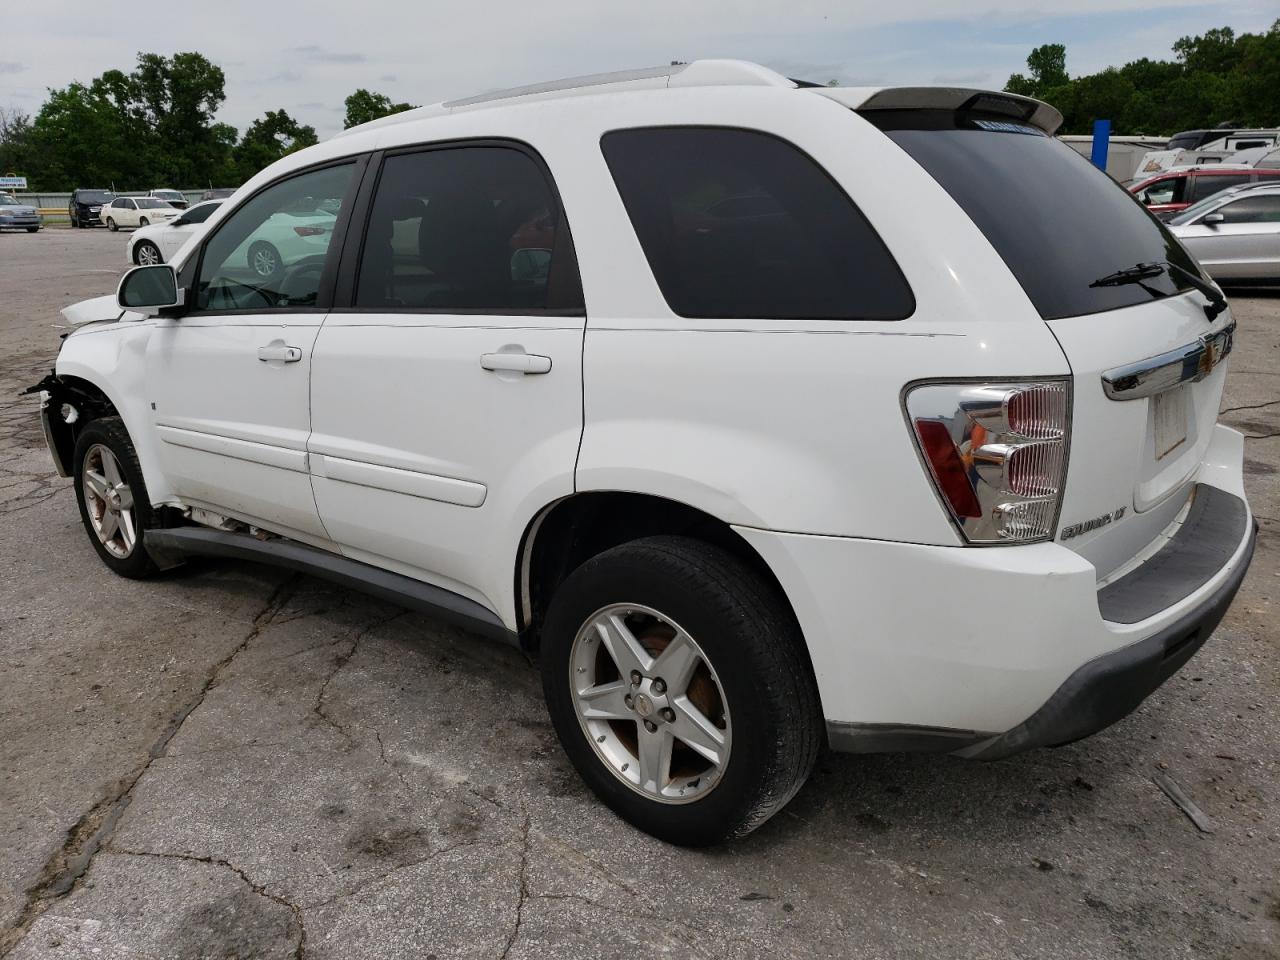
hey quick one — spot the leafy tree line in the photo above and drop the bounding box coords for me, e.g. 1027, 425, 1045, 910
0, 53, 417, 191
1006, 21, 1280, 134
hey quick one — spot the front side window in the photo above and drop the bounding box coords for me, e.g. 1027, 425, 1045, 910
1188, 175, 1250, 202
1138, 177, 1184, 206
1216, 195, 1280, 223
195, 163, 354, 311
354, 145, 581, 312
601, 127, 913, 320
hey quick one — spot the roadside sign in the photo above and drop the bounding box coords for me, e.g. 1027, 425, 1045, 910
0, 176, 28, 189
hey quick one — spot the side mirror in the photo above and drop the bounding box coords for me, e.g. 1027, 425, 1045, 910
1202, 212, 1225, 227
117, 264, 183, 315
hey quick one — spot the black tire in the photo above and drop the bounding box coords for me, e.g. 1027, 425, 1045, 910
72, 417, 158, 579
26, 226, 39, 233
540, 535, 821, 846
134, 240, 162, 265
247, 240, 280, 278
106, 217, 117, 232
138, 217, 149, 227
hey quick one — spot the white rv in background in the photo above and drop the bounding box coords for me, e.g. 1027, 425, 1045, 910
1060, 135, 1166, 182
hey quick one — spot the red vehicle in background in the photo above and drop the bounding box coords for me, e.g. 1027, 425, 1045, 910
1130, 166, 1280, 219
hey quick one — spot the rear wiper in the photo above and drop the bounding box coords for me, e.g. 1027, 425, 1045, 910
1089, 261, 1165, 288
1089, 260, 1227, 321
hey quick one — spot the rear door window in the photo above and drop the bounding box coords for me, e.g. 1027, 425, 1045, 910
866, 110, 1201, 320
1217, 195, 1280, 223
1188, 175, 1250, 202
353, 144, 582, 313
600, 127, 913, 320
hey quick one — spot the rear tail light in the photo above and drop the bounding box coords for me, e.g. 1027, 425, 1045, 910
293, 226, 326, 237
905, 380, 1070, 544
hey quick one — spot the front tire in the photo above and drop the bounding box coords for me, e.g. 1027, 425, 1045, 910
26, 226, 38, 233
540, 536, 821, 846
106, 217, 118, 232
73, 418, 158, 579
138, 217, 149, 227
134, 240, 162, 265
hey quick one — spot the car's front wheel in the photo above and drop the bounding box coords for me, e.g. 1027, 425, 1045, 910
138, 217, 149, 227
134, 240, 162, 265
106, 217, 117, 232
248, 240, 280, 278
26, 226, 38, 233
541, 536, 821, 845
72, 418, 158, 579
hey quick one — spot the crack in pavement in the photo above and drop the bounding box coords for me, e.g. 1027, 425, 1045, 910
1244, 430, 1280, 440
0, 575, 299, 958
312, 610, 409, 744
498, 809, 532, 960
106, 848, 307, 959
1221, 398, 1280, 415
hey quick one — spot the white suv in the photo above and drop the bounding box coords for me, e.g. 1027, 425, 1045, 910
32, 61, 1256, 845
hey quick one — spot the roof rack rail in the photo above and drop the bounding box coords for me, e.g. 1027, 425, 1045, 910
334, 60, 795, 138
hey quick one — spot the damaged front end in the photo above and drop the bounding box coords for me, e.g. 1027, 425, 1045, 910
22, 372, 117, 478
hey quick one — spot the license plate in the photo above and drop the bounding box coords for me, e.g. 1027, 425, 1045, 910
1153, 386, 1188, 460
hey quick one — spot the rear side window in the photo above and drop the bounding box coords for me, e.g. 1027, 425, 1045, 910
1217, 195, 1280, 223
354, 145, 583, 312
600, 127, 913, 320
1188, 174, 1250, 202
868, 110, 1201, 320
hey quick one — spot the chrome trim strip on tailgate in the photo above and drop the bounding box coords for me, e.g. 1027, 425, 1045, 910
1101, 321, 1234, 401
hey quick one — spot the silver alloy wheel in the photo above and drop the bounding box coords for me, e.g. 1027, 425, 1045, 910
136, 242, 161, 265
570, 603, 731, 804
251, 245, 278, 277
81, 444, 137, 559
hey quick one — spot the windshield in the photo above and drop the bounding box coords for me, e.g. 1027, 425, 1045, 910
1168, 189, 1243, 225
153, 190, 183, 200
866, 110, 1201, 320
77, 191, 113, 203
0, 193, 16, 205
135, 198, 171, 209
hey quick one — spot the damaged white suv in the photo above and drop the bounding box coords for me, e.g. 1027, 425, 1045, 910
33, 61, 1256, 845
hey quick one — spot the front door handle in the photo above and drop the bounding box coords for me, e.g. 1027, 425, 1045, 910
480, 352, 552, 375
257, 345, 302, 363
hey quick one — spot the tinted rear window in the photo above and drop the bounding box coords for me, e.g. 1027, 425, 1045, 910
866, 110, 1200, 320
601, 127, 913, 320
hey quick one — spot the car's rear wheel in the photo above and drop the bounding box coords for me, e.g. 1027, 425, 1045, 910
106, 217, 117, 232
540, 536, 821, 845
134, 240, 162, 265
73, 418, 158, 579
248, 241, 280, 278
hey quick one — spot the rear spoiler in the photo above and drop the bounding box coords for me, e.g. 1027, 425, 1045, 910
814, 86, 1063, 136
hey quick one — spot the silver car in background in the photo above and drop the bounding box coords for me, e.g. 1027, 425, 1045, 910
1168, 182, 1280, 284
0, 192, 41, 232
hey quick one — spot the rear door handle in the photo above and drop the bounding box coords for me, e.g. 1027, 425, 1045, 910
257, 345, 302, 363
480, 352, 552, 375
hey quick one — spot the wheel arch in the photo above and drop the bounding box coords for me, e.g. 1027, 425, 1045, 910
516, 490, 814, 674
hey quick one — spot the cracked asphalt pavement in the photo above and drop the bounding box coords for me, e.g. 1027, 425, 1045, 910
2, 228, 1278, 959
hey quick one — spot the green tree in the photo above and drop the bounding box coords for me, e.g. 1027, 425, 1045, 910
132, 52, 230, 186
234, 109, 318, 181
343, 88, 416, 129
0, 107, 33, 181
1005, 43, 1068, 98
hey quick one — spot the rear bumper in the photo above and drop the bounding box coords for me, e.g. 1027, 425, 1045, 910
735, 427, 1255, 756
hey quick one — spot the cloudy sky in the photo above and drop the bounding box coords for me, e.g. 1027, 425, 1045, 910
3, 1, 1276, 138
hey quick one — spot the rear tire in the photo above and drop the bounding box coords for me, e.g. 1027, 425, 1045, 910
106, 217, 117, 232
540, 535, 821, 846
248, 241, 280, 278
72, 418, 158, 580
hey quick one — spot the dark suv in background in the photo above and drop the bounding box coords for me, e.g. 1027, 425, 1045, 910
68, 189, 115, 228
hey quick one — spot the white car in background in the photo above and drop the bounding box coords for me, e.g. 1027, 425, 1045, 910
147, 189, 189, 210
101, 196, 181, 232
126, 199, 336, 278
127, 200, 223, 265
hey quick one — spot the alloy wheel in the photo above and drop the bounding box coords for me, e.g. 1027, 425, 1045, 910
569, 604, 731, 804
81, 444, 137, 559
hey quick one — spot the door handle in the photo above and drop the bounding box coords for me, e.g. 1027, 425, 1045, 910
480, 352, 552, 375
257, 345, 302, 363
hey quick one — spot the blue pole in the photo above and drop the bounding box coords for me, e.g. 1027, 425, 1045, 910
1090, 119, 1111, 171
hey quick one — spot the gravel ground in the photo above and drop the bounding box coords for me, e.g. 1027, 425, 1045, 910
1, 226, 1277, 960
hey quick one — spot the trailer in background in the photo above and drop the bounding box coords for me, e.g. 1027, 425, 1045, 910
1059, 135, 1166, 183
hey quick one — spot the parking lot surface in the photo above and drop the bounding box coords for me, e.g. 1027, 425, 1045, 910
1, 227, 1278, 959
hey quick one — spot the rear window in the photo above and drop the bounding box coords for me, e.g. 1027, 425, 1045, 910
600, 127, 913, 321
866, 110, 1200, 320
76, 191, 112, 203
